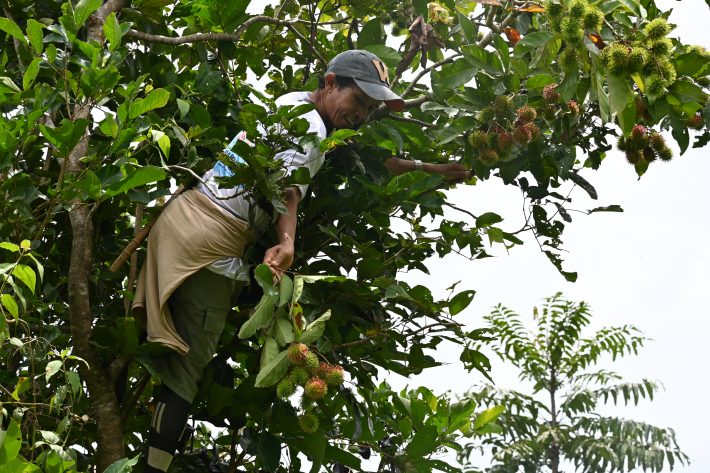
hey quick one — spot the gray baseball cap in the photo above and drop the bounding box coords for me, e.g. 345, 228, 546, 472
326, 50, 405, 112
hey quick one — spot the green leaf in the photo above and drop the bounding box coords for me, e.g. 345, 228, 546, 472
45, 359, 62, 381
406, 425, 438, 457
26, 19, 44, 54
325, 445, 361, 469
607, 73, 630, 117
357, 19, 383, 48
257, 431, 282, 472
669, 80, 705, 104
103, 12, 123, 52
456, 12, 477, 44
449, 290, 476, 315
557, 71, 578, 101
254, 263, 278, 297
569, 171, 598, 200
254, 350, 290, 387
476, 212, 503, 227
128, 88, 171, 119
299, 310, 331, 345
0, 17, 28, 45
1, 294, 18, 319
39, 118, 89, 156
363, 44, 401, 70
474, 405, 505, 429
274, 318, 294, 346
75, 169, 102, 200
104, 165, 166, 198
74, 0, 102, 29
462, 44, 503, 74
260, 336, 279, 369
0, 420, 22, 464
514, 31, 555, 57
12, 265, 36, 294
103, 455, 140, 473
0, 242, 20, 252
278, 274, 293, 307
674, 52, 708, 77
238, 293, 277, 339
176, 98, 190, 119
526, 74, 556, 89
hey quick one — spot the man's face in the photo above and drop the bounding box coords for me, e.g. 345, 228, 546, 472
320, 74, 381, 129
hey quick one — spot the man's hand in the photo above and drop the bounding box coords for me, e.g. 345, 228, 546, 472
429, 162, 471, 182
263, 233, 294, 283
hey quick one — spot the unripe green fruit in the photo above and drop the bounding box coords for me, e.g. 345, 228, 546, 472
545, 0, 565, 19
494, 95, 513, 118
649, 38, 673, 57
324, 365, 345, 386
298, 412, 319, 433
478, 149, 499, 166
655, 58, 677, 84
276, 376, 297, 399
657, 145, 673, 161
582, 7, 604, 31
569, 0, 587, 18
627, 47, 648, 73
625, 149, 643, 164
642, 147, 657, 162
617, 135, 628, 151
648, 131, 666, 151
304, 352, 319, 373
290, 367, 310, 386
468, 130, 489, 149
646, 74, 666, 95
645, 18, 671, 40
607, 43, 629, 75
560, 48, 579, 71
478, 106, 495, 123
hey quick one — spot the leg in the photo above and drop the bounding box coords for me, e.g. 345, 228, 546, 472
145, 268, 242, 472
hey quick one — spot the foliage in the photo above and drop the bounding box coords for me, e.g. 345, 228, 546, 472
459, 294, 689, 473
0, 0, 705, 471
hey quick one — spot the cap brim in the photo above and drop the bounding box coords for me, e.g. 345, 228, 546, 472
354, 78, 405, 112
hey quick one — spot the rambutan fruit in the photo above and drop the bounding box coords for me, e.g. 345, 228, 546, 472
478, 106, 495, 123
298, 412, 319, 433
569, 0, 588, 18
625, 149, 643, 164
545, 0, 565, 19
644, 18, 671, 40
543, 83, 560, 103
524, 122, 540, 139
648, 131, 666, 151
304, 377, 328, 399
686, 113, 704, 130
494, 95, 513, 118
657, 145, 673, 161
627, 47, 648, 73
513, 125, 532, 144
287, 343, 309, 365
304, 352, 319, 373
582, 7, 604, 31
608, 43, 629, 76
467, 130, 489, 149
323, 365, 344, 386
646, 74, 666, 95
560, 48, 579, 71
515, 105, 537, 124
290, 367, 310, 386
649, 38, 673, 57
478, 149, 500, 166
496, 131, 514, 153
567, 100, 580, 115
617, 136, 628, 152
643, 146, 657, 162
276, 376, 297, 399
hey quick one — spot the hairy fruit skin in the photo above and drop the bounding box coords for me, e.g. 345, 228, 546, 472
567, 100, 580, 115
298, 412, 319, 433
569, 0, 587, 18
304, 352, 319, 373
304, 377, 328, 399
515, 106, 537, 124
479, 149, 500, 166
582, 7, 604, 31
543, 83, 560, 103
478, 106, 495, 123
494, 95, 513, 118
657, 146, 673, 161
625, 149, 643, 164
686, 114, 704, 130
645, 18, 671, 40
287, 343, 309, 365
468, 130, 489, 149
496, 131, 514, 153
513, 125, 533, 144
648, 132, 666, 151
627, 47, 648, 73
324, 365, 345, 386
290, 367, 310, 386
276, 376, 297, 399
643, 147, 657, 162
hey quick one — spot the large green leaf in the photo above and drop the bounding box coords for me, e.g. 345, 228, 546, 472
103, 165, 166, 198
514, 31, 555, 57
0, 294, 18, 319
405, 424, 438, 457
26, 19, 44, 53
73, 0, 102, 29
238, 293, 277, 339
0, 17, 27, 45
11, 265, 35, 294
461, 44, 503, 74
103, 455, 140, 473
299, 310, 331, 345
0, 419, 22, 464
128, 88, 171, 119
449, 290, 476, 315
607, 73, 630, 117
254, 350, 290, 387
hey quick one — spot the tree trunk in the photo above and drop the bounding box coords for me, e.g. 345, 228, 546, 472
549, 364, 560, 473
65, 2, 128, 470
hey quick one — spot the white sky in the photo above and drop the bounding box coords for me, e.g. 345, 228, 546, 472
249, 1, 710, 470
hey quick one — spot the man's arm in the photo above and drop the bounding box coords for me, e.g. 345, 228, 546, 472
383, 157, 470, 181
263, 186, 300, 281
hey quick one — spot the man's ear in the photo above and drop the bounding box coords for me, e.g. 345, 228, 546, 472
324, 72, 337, 89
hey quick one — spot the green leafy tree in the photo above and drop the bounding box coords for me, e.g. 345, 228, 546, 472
459, 294, 689, 473
0, 0, 706, 471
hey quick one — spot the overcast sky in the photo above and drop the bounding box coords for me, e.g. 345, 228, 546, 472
387, 1, 710, 471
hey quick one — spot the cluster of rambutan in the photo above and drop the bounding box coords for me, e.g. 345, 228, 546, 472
599, 17, 676, 95
277, 343, 345, 433
467, 96, 539, 166
545, 0, 604, 69
540, 83, 580, 120
617, 124, 672, 165
382, 2, 414, 35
